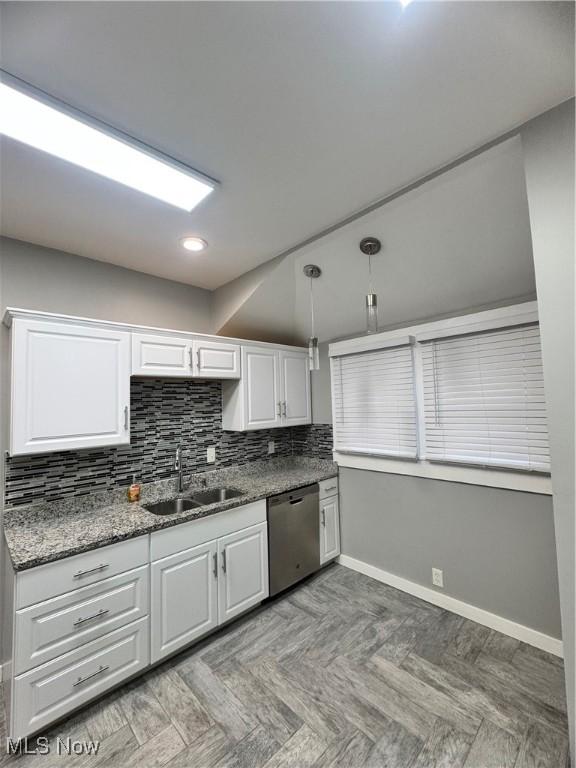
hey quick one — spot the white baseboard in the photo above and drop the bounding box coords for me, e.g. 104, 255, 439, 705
338, 554, 563, 658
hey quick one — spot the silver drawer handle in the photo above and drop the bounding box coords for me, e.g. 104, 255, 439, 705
321, 510, 326, 527
73, 609, 110, 627
222, 549, 227, 574
73, 564, 109, 579
282, 401, 287, 417
323, 485, 337, 492
124, 405, 129, 431
276, 402, 282, 417
73, 665, 109, 688
213, 552, 218, 578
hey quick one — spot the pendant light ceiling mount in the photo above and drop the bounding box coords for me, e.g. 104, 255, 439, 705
359, 237, 382, 256
303, 264, 322, 279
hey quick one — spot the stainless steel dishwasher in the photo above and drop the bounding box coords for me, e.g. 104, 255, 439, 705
267, 484, 320, 596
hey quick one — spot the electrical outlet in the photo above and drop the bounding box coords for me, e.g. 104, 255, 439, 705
432, 568, 444, 588
268, 441, 275, 455
206, 446, 216, 464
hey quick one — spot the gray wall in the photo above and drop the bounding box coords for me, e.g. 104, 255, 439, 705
310, 338, 560, 638
521, 99, 575, 754
0, 237, 212, 332
310, 305, 561, 639
340, 468, 561, 638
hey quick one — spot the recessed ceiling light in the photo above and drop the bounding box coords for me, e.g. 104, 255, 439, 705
400, 0, 414, 6
0, 79, 216, 212
181, 237, 208, 252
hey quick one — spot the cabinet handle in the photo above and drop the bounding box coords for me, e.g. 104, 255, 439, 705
73, 564, 109, 579
222, 549, 227, 574
282, 401, 287, 417
73, 665, 109, 688
213, 552, 218, 578
73, 608, 110, 627
124, 406, 129, 431
321, 510, 326, 527
189, 347, 194, 370
276, 402, 282, 417
323, 486, 337, 493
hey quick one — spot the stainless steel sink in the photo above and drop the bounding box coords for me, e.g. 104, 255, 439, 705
189, 487, 244, 505
144, 497, 202, 516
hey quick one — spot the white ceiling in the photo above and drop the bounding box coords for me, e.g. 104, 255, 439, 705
219, 137, 537, 344
0, 1, 573, 289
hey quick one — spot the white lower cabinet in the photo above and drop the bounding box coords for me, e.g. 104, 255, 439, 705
151, 503, 269, 663
217, 522, 268, 625
7, 501, 270, 738
15, 565, 149, 674
151, 540, 219, 663
12, 618, 149, 739
320, 495, 341, 564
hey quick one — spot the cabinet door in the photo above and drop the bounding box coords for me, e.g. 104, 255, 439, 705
132, 333, 192, 377
218, 522, 268, 624
242, 347, 282, 430
151, 540, 218, 663
279, 351, 311, 425
193, 340, 240, 379
11, 319, 130, 455
320, 496, 341, 564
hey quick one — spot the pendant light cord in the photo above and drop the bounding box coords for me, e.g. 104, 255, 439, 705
368, 253, 374, 294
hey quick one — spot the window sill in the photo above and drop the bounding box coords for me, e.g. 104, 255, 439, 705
333, 452, 553, 495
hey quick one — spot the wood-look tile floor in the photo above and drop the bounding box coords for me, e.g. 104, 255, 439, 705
1, 564, 569, 767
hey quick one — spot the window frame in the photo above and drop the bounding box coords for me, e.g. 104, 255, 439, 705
329, 302, 552, 495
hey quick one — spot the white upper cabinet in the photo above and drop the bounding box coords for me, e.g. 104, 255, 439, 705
10, 318, 131, 456
222, 346, 310, 431
192, 340, 240, 379
280, 351, 312, 426
6, 310, 309, 449
243, 346, 282, 430
131, 333, 192, 377
132, 334, 240, 379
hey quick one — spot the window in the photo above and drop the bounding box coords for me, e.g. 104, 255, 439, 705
420, 324, 549, 472
331, 342, 418, 459
329, 303, 551, 490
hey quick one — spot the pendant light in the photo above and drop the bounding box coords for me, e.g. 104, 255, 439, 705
303, 264, 321, 370
360, 237, 381, 334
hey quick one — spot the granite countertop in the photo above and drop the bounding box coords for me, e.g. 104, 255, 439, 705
3, 456, 337, 572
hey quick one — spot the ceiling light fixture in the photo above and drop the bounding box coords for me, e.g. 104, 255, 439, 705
0, 78, 217, 212
400, 0, 414, 7
181, 237, 208, 252
359, 237, 381, 335
303, 264, 322, 371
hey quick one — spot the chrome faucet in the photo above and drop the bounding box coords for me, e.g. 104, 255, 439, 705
174, 444, 184, 494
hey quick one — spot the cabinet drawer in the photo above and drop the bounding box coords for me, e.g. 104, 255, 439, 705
319, 477, 338, 500
12, 618, 149, 739
151, 500, 266, 561
15, 566, 149, 675
16, 537, 149, 609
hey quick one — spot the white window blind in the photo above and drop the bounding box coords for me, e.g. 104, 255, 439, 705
332, 344, 418, 459
421, 324, 550, 472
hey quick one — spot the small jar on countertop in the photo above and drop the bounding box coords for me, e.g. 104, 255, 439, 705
127, 474, 141, 503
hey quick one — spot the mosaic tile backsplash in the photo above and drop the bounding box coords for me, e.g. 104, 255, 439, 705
5, 378, 334, 507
